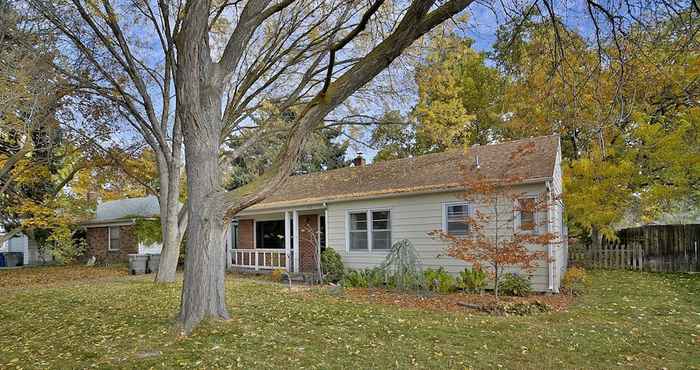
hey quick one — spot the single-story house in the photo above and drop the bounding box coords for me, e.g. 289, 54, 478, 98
232, 135, 567, 292
82, 196, 166, 263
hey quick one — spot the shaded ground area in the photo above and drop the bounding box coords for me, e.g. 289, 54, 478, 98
0, 265, 129, 289
0, 267, 698, 368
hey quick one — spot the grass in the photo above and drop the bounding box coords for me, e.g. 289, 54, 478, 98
0, 267, 698, 369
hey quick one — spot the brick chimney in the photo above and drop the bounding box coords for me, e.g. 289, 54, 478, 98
352, 152, 366, 167
87, 190, 101, 204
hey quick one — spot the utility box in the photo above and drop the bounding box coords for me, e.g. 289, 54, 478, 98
128, 254, 148, 275
146, 254, 161, 274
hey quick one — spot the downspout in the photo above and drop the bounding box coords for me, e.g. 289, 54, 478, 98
545, 181, 555, 292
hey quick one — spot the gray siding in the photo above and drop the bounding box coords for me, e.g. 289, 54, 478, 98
326, 184, 558, 292
549, 139, 567, 292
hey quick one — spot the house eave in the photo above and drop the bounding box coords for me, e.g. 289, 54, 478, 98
241, 176, 552, 214
80, 217, 154, 228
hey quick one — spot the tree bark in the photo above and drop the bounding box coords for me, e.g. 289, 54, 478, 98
175, 0, 227, 331
177, 137, 228, 333
154, 124, 185, 283
154, 163, 183, 283
591, 224, 602, 250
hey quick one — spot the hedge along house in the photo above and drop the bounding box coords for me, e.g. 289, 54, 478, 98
231, 135, 568, 292
82, 196, 167, 263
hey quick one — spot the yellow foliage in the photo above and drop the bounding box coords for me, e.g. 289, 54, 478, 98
270, 268, 285, 282
561, 267, 591, 296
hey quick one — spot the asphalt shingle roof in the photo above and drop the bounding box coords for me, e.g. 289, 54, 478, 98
251, 135, 560, 210
92, 196, 161, 222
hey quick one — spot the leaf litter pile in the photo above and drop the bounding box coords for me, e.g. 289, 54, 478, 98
340, 288, 574, 313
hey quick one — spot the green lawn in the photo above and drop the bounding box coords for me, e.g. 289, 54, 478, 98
0, 267, 698, 369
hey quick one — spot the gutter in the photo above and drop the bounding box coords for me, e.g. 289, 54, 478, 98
245, 176, 554, 213
80, 217, 158, 228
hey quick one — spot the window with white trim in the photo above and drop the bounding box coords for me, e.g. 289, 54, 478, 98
371, 210, 391, 250
444, 203, 469, 236
108, 226, 121, 251
348, 210, 391, 251
349, 212, 368, 250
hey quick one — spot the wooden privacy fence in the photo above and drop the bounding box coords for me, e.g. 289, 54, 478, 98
569, 224, 700, 273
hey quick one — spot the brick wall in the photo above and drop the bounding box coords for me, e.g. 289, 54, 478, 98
86, 225, 138, 263
237, 219, 254, 249
299, 214, 318, 273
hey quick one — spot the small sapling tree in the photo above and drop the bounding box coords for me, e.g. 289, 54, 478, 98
430, 142, 559, 298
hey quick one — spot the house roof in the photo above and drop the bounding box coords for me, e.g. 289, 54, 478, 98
82, 196, 162, 226
249, 135, 560, 210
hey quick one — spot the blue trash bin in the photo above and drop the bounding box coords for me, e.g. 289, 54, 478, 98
0, 253, 5, 267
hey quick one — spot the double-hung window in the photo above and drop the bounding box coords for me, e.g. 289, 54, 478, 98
108, 226, 121, 251
348, 210, 391, 251
444, 203, 469, 236
371, 211, 391, 250
349, 212, 368, 250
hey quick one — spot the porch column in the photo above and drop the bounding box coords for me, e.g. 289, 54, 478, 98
284, 211, 291, 271
293, 209, 300, 273
224, 224, 232, 270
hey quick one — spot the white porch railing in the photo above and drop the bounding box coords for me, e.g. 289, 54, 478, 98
231, 249, 289, 271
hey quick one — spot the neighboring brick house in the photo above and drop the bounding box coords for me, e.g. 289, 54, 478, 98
82, 196, 163, 263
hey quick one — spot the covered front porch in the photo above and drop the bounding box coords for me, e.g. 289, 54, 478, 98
227, 206, 326, 274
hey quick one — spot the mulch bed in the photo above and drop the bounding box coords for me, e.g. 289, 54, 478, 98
343, 288, 574, 313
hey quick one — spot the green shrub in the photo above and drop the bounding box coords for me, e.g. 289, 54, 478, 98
423, 267, 457, 293
321, 248, 344, 283
459, 266, 487, 293
498, 273, 532, 297
343, 269, 368, 288
343, 268, 387, 288
378, 239, 424, 291
368, 268, 387, 287
561, 267, 591, 295
134, 217, 162, 245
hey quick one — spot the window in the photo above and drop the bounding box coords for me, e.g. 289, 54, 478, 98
348, 210, 391, 251
372, 210, 391, 250
256, 220, 285, 249
517, 198, 536, 232
108, 226, 121, 251
349, 212, 368, 250
444, 203, 469, 236
319, 215, 326, 250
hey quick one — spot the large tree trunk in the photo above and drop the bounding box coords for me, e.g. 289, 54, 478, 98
177, 127, 228, 334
